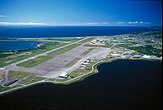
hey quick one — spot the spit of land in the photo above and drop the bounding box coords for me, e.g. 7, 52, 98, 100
0, 31, 162, 95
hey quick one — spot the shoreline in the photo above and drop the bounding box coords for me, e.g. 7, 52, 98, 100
0, 58, 161, 96
0, 30, 162, 95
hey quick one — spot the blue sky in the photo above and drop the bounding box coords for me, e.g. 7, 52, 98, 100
0, 0, 162, 26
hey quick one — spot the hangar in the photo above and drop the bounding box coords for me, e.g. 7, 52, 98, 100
59, 72, 68, 78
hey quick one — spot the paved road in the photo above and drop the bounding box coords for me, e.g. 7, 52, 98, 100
63, 44, 116, 74
47, 44, 116, 78
2, 37, 116, 79
2, 37, 94, 79
64, 48, 109, 73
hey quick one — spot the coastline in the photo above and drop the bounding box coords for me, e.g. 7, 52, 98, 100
0, 30, 162, 95
0, 58, 161, 96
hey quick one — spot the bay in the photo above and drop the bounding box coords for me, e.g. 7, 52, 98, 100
0, 60, 161, 110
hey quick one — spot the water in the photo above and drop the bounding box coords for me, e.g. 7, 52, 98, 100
0, 40, 41, 51
0, 26, 160, 38
0, 60, 161, 110
0, 26, 160, 51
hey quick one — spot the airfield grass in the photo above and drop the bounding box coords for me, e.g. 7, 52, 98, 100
105, 43, 114, 48
44, 37, 79, 42
18, 56, 50, 67
47, 78, 57, 81
0, 75, 46, 93
77, 37, 95, 44
18, 44, 80, 67
69, 62, 95, 78
0, 86, 11, 92
8, 71, 29, 79
64, 58, 81, 68
80, 48, 94, 56
19, 76, 34, 84
55, 78, 71, 82
69, 69, 87, 78
20, 76, 45, 85
84, 43, 113, 48
17, 37, 80, 43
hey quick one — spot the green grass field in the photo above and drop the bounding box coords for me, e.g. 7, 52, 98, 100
118, 44, 162, 56
65, 58, 81, 68
77, 37, 95, 44
44, 37, 79, 42
8, 71, 29, 79
19, 76, 45, 85
0, 86, 11, 92
129, 45, 162, 56
69, 62, 96, 78
80, 48, 94, 56
84, 43, 113, 48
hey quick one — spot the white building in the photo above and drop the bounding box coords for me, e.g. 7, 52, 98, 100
59, 72, 68, 78
142, 55, 151, 59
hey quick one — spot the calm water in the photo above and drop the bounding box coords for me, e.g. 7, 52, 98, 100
0, 60, 161, 110
0, 26, 160, 51
0, 40, 41, 51
0, 26, 160, 38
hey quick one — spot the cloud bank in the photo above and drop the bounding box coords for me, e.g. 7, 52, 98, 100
0, 21, 150, 26
62, 21, 150, 26
0, 22, 46, 26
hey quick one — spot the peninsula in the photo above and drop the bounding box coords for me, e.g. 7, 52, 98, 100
0, 31, 162, 95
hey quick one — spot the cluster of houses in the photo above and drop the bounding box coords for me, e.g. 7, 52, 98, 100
107, 49, 162, 60
89, 39, 107, 45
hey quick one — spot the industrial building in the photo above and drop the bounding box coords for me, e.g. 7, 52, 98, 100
59, 72, 69, 78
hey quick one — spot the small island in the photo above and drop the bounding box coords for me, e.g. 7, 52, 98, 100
0, 31, 162, 95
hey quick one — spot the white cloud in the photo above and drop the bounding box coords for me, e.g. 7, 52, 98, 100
101, 22, 109, 24
57, 22, 110, 26
116, 22, 125, 24
52, 21, 151, 26
128, 21, 138, 24
87, 22, 99, 25
0, 22, 47, 26
56, 21, 151, 26
128, 21, 150, 24
0, 21, 151, 26
86, 22, 110, 25
78, 21, 150, 26
64, 22, 110, 26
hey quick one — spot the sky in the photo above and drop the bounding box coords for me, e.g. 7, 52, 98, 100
0, 0, 162, 26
